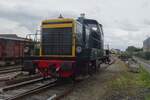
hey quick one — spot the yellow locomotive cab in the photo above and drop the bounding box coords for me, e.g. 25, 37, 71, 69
40, 18, 76, 57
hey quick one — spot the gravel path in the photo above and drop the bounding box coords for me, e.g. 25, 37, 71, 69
62, 58, 127, 100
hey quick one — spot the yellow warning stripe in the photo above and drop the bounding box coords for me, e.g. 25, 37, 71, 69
72, 20, 76, 57
42, 18, 74, 23
42, 23, 73, 28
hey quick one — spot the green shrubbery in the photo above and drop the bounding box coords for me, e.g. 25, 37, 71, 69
135, 52, 150, 60
118, 52, 132, 61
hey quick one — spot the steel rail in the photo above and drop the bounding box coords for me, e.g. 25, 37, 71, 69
0, 77, 44, 92
0, 66, 22, 71
5, 79, 57, 100
0, 68, 21, 74
5, 74, 41, 85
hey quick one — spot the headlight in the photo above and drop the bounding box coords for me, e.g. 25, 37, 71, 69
76, 46, 82, 53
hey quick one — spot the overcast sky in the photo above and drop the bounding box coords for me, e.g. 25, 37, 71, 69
0, 0, 150, 50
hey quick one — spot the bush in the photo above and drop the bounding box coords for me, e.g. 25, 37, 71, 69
135, 52, 150, 60
119, 53, 132, 61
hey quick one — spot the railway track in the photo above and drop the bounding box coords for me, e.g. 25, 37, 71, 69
0, 76, 55, 100
21, 80, 75, 100
5, 74, 41, 85
0, 65, 111, 100
0, 62, 114, 100
0, 65, 22, 71
7, 79, 57, 100
20, 78, 87, 100
0, 66, 22, 74
1, 77, 44, 92
20, 61, 114, 100
0, 77, 76, 100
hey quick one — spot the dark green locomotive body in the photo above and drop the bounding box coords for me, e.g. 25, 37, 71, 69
76, 18, 104, 62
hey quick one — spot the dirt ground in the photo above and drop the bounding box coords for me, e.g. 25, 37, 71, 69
63, 58, 144, 100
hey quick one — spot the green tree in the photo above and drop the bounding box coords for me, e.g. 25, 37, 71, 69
126, 46, 142, 55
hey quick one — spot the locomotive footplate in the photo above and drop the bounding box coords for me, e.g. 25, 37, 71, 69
23, 56, 76, 77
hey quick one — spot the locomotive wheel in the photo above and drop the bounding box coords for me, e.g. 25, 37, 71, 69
96, 59, 101, 72
87, 62, 93, 76
29, 69, 36, 75
6, 60, 10, 66
91, 60, 97, 74
84, 63, 89, 75
29, 64, 36, 75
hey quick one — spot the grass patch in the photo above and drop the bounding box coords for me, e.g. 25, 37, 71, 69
110, 72, 134, 90
136, 66, 150, 87
145, 93, 150, 100
108, 64, 150, 99
110, 65, 150, 89
138, 66, 150, 100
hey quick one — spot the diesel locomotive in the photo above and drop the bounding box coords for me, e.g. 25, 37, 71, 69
23, 15, 109, 78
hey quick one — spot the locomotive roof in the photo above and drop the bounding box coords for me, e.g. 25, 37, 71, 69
42, 18, 74, 23
0, 34, 27, 41
83, 19, 102, 26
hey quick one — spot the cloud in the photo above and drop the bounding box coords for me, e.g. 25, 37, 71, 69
0, 18, 30, 37
143, 19, 150, 26
0, 0, 150, 50
116, 20, 139, 32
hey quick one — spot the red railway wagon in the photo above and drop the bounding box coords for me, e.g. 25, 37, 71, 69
0, 34, 28, 66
